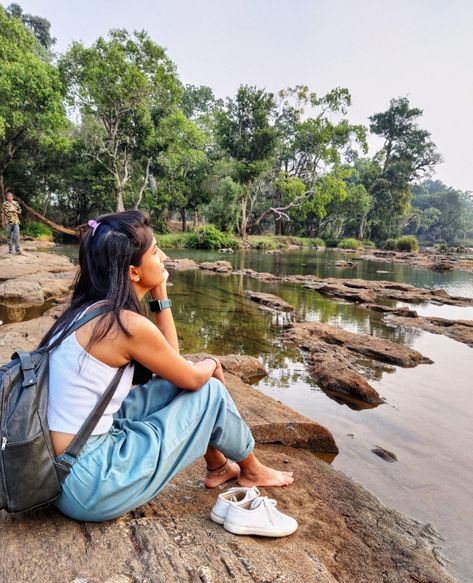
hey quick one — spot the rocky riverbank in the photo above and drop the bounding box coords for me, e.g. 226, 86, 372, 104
0, 247, 459, 582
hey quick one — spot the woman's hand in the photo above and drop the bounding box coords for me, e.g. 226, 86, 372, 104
209, 357, 226, 385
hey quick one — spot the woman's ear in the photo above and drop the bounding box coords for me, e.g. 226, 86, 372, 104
128, 265, 141, 283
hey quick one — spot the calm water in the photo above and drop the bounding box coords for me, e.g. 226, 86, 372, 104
5, 246, 473, 580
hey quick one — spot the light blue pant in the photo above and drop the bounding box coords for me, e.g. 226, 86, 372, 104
54, 377, 255, 522
6, 223, 20, 253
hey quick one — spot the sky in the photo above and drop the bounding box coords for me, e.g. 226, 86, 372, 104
6, 0, 473, 191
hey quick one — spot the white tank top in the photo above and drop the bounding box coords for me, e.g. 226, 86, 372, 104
47, 309, 135, 435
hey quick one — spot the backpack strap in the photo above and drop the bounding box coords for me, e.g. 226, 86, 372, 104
47, 304, 114, 352
61, 364, 127, 466
16, 352, 37, 387
11, 306, 115, 390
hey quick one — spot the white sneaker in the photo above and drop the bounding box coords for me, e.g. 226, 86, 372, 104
223, 496, 298, 537
210, 486, 260, 525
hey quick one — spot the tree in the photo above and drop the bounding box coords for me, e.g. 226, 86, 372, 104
408, 180, 473, 244
0, 6, 66, 199
153, 110, 209, 231
367, 97, 442, 241
249, 86, 367, 236
6, 3, 56, 51
215, 85, 278, 238
60, 29, 181, 212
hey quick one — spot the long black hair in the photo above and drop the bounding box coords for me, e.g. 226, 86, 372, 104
40, 209, 154, 348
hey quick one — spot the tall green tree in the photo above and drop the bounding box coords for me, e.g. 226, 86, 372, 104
0, 6, 66, 199
252, 86, 367, 236
60, 30, 181, 212
366, 97, 442, 241
215, 85, 278, 238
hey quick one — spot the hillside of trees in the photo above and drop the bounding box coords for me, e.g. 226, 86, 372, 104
1, 3, 472, 245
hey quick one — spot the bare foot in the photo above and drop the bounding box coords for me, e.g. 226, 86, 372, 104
204, 460, 240, 488
238, 458, 294, 487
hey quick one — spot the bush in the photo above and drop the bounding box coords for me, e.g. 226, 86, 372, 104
324, 239, 339, 248
435, 242, 449, 254
396, 235, 419, 252
23, 221, 53, 241
250, 237, 278, 250
290, 237, 325, 248
337, 238, 363, 250
155, 233, 190, 248
384, 238, 398, 250
187, 225, 238, 250
362, 240, 376, 248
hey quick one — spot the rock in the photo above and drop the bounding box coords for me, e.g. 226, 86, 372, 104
359, 303, 418, 317
287, 321, 432, 367
304, 282, 375, 303
283, 330, 383, 405
0, 271, 74, 305
0, 443, 456, 583
199, 260, 233, 273
335, 260, 354, 268
387, 315, 473, 348
265, 248, 283, 254
0, 307, 458, 581
372, 446, 398, 462
164, 258, 200, 271
432, 261, 455, 271
234, 268, 281, 281
283, 321, 433, 406
0, 249, 75, 280
244, 290, 294, 312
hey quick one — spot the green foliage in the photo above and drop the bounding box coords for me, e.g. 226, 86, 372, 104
155, 232, 191, 248
362, 240, 376, 248
384, 238, 398, 250
59, 29, 181, 211
337, 238, 363, 250
290, 237, 325, 248
250, 237, 278, 250
22, 221, 53, 240
396, 235, 419, 252
436, 242, 449, 254
365, 97, 441, 241
0, 6, 67, 195
187, 225, 238, 250
408, 180, 473, 244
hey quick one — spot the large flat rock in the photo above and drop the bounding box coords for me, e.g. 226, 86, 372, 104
387, 315, 473, 348
284, 321, 432, 406
0, 444, 455, 583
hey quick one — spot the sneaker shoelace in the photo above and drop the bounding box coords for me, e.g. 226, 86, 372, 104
256, 497, 279, 526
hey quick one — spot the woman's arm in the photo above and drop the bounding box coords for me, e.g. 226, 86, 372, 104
125, 313, 223, 391
149, 268, 179, 352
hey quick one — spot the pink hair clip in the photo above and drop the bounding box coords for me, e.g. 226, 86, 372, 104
87, 219, 102, 236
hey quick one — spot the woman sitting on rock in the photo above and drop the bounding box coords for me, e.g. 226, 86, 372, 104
41, 210, 293, 522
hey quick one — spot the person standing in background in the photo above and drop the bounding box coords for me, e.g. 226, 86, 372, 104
2, 192, 22, 254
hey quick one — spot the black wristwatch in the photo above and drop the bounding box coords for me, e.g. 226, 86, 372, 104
149, 299, 172, 313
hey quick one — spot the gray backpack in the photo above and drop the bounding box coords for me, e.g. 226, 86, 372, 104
0, 305, 125, 513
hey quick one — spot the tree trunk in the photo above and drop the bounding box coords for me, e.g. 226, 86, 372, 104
0, 173, 5, 201
358, 212, 367, 240
193, 210, 200, 228
181, 209, 187, 232
116, 187, 125, 213
14, 195, 80, 237
240, 191, 249, 239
